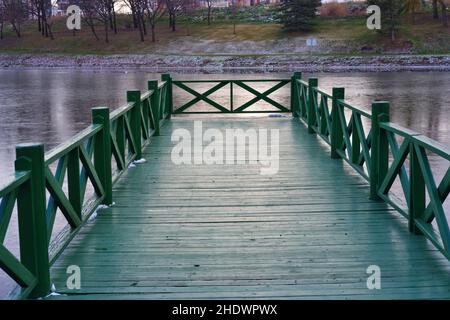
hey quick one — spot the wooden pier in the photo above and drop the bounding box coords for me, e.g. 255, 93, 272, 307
1, 74, 449, 299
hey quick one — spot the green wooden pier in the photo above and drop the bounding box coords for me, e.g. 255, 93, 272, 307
1, 74, 450, 299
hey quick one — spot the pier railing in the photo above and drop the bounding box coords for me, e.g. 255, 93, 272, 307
292, 73, 450, 261
0, 72, 449, 299
173, 79, 290, 113
0, 75, 171, 299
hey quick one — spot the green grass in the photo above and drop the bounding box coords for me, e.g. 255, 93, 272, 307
0, 14, 448, 55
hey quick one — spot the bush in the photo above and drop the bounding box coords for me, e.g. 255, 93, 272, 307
320, 2, 350, 17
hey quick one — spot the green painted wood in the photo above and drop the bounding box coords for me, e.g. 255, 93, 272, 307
307, 78, 318, 134
127, 92, 143, 160
331, 89, 345, 159
45, 167, 82, 230
67, 148, 82, 220
0, 191, 17, 243
15, 143, 51, 298
92, 107, 113, 205
370, 101, 390, 200
161, 74, 173, 118
46, 118, 450, 300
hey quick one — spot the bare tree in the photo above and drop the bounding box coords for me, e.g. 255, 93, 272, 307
0, 1, 4, 39
106, 0, 118, 34
1, 0, 26, 38
183, 0, 196, 35
124, 0, 147, 41
437, 0, 448, 27
203, 0, 214, 25
166, 0, 184, 31
231, 0, 237, 35
74, 0, 112, 42
433, 0, 439, 19
144, 0, 165, 42
28, 0, 54, 39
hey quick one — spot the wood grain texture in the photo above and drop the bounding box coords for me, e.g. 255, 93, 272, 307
48, 117, 450, 300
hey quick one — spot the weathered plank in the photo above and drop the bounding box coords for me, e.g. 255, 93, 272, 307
48, 117, 450, 300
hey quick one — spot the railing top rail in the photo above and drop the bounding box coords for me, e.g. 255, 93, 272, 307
44, 124, 103, 165
380, 121, 450, 159
173, 79, 291, 83
140, 90, 155, 101
0, 171, 31, 198
110, 102, 135, 121
158, 81, 167, 89
312, 87, 333, 99
337, 99, 371, 119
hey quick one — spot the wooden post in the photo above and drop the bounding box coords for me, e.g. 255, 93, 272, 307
161, 74, 173, 119
331, 87, 345, 159
370, 101, 390, 200
67, 148, 82, 219
127, 90, 143, 158
92, 107, 113, 205
307, 78, 318, 134
15, 143, 51, 298
352, 116, 361, 164
148, 81, 160, 136
291, 72, 302, 118
409, 142, 425, 234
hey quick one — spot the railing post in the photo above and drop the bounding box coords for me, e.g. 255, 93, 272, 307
409, 142, 425, 234
15, 143, 51, 298
307, 78, 318, 134
161, 73, 173, 119
148, 81, 160, 136
331, 87, 345, 159
291, 72, 302, 118
127, 90, 143, 159
370, 101, 390, 200
92, 107, 113, 205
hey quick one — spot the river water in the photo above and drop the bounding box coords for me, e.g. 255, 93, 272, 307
0, 69, 449, 297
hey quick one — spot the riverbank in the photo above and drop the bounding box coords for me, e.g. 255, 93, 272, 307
1, 54, 450, 72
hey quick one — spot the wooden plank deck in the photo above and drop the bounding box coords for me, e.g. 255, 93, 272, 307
48, 117, 450, 299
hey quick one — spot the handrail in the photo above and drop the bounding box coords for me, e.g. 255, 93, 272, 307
1, 72, 449, 299
292, 72, 450, 261
0, 74, 173, 300
172, 79, 291, 113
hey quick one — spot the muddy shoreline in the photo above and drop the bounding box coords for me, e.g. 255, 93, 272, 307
1, 53, 450, 72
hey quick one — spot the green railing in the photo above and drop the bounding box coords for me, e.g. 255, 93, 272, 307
173, 79, 291, 113
292, 72, 450, 261
1, 72, 449, 299
0, 74, 172, 299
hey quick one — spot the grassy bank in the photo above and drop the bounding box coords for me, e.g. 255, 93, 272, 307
0, 14, 448, 55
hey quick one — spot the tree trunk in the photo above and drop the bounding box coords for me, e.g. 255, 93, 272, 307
89, 21, 100, 41
442, 2, 448, 27
433, 0, 439, 19
208, 6, 211, 25
142, 16, 147, 36
113, 9, 118, 34
11, 22, 21, 38
151, 24, 156, 42
0, 22, 3, 40
104, 21, 109, 43
138, 16, 145, 41
172, 15, 176, 31
46, 22, 54, 40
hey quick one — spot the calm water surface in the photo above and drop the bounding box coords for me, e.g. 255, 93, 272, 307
0, 69, 449, 297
